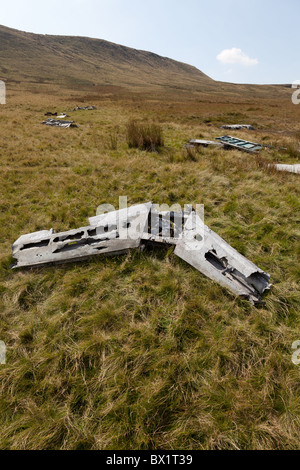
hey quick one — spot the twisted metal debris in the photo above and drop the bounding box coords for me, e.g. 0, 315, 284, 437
11, 203, 271, 305
42, 118, 78, 128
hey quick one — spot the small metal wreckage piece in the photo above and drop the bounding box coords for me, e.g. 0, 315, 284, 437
12, 203, 271, 305
271, 163, 300, 174
72, 106, 97, 111
188, 136, 262, 153
42, 118, 78, 128
220, 125, 255, 130
188, 140, 223, 149
188, 136, 286, 155
215, 135, 263, 153
56, 113, 70, 119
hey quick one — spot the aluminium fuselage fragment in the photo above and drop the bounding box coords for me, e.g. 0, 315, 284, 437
11, 203, 271, 305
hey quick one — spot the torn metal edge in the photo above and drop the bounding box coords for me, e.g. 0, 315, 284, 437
174, 212, 271, 305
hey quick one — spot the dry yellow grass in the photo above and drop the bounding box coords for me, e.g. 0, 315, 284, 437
0, 82, 299, 450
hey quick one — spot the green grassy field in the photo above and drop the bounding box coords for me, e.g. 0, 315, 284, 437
0, 84, 299, 450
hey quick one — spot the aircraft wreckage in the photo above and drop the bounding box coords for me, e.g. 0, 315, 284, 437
42, 119, 78, 128
11, 203, 271, 305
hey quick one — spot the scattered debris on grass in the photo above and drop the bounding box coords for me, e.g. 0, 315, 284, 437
188, 139, 223, 148
221, 124, 255, 130
56, 113, 70, 119
72, 106, 97, 111
42, 118, 78, 128
216, 135, 263, 153
188, 136, 263, 153
12, 203, 271, 305
271, 163, 300, 174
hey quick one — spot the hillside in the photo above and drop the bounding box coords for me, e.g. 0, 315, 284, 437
0, 24, 214, 91
0, 25, 292, 102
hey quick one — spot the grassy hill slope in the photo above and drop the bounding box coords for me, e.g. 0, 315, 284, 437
0, 25, 213, 91
0, 24, 292, 103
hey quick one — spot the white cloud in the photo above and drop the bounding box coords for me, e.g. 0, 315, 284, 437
217, 48, 258, 67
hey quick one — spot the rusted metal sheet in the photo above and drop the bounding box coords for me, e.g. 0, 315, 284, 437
216, 135, 263, 153
174, 212, 271, 305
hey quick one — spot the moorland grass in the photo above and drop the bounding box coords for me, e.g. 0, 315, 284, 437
126, 120, 164, 152
0, 86, 299, 450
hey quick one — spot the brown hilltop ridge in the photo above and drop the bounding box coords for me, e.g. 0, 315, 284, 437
0, 24, 291, 100
0, 24, 213, 91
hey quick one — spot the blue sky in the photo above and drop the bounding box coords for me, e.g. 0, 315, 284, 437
0, 0, 299, 84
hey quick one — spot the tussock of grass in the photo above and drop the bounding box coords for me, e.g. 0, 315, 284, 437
0, 87, 299, 450
285, 143, 300, 159
126, 120, 164, 152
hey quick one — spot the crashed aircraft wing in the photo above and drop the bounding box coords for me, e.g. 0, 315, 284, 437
11, 202, 271, 305
12, 203, 152, 269
174, 212, 271, 305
